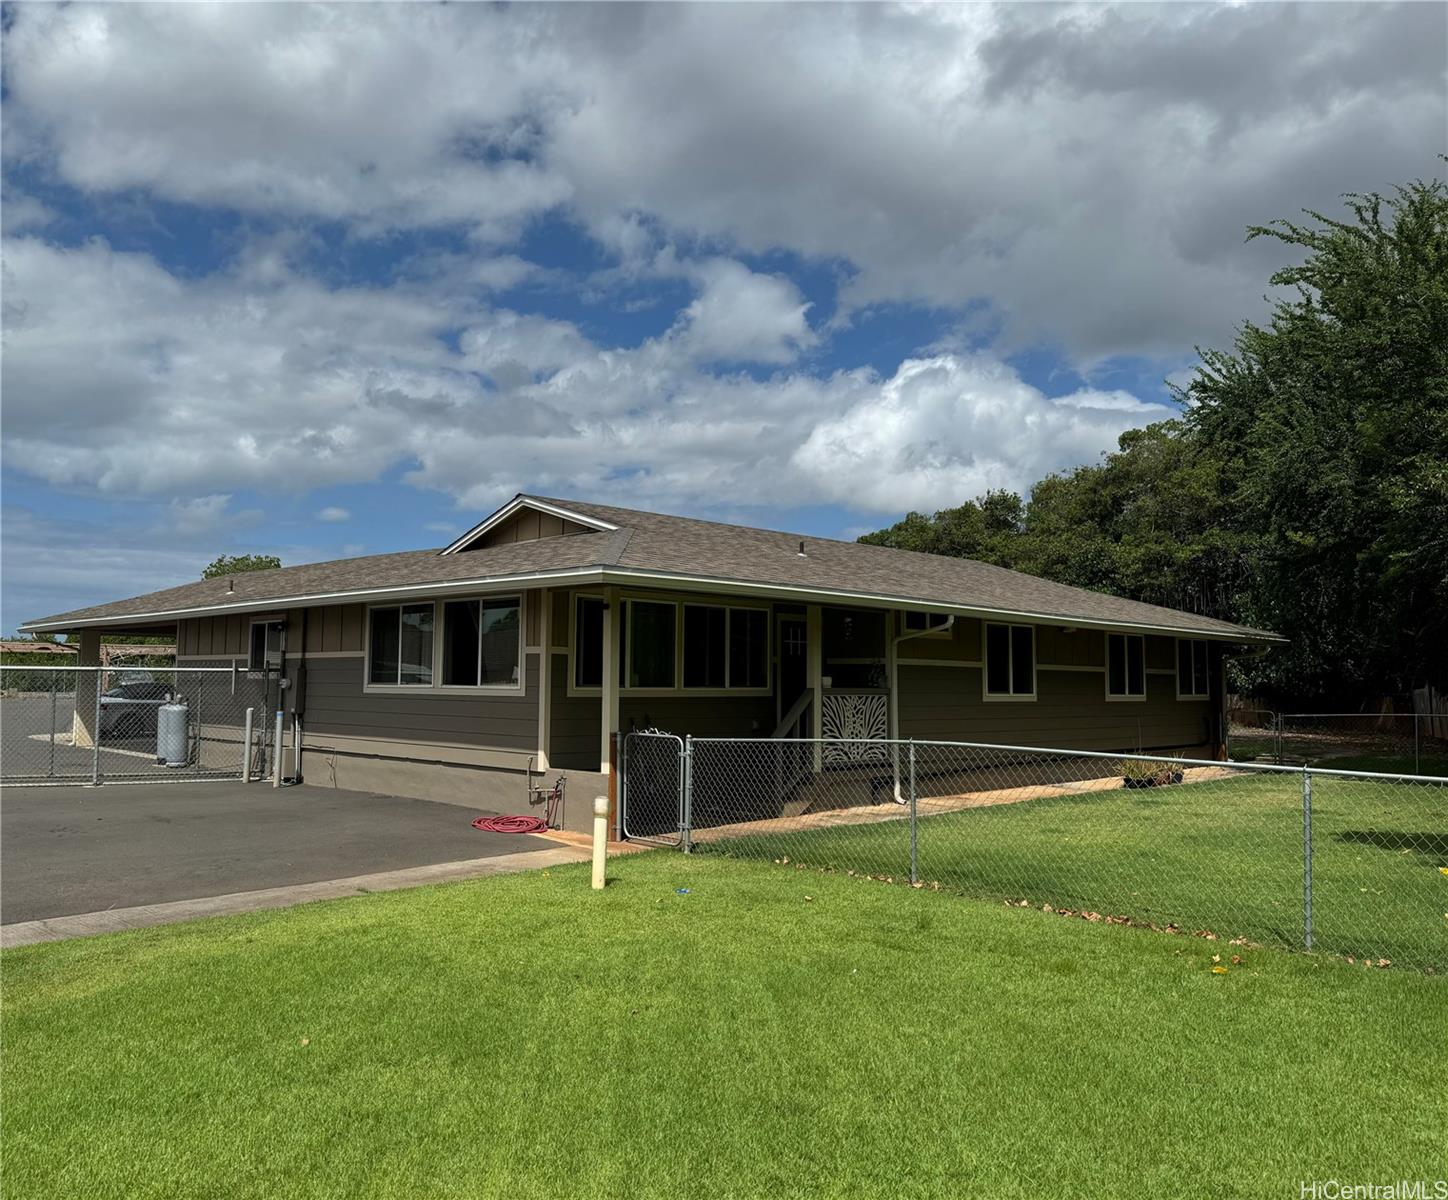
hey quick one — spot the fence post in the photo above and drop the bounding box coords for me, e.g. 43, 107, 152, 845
681, 735, 693, 854
1414, 713, 1420, 776
48, 673, 57, 779
1301, 767, 1313, 951
908, 738, 918, 886
91, 671, 103, 786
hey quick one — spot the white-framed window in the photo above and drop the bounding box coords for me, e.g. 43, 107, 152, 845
1177, 638, 1211, 699
248, 620, 283, 672
441, 596, 521, 689
902, 610, 952, 636
984, 622, 1035, 699
1106, 632, 1146, 700
367, 602, 435, 686
622, 599, 677, 690
572, 595, 605, 691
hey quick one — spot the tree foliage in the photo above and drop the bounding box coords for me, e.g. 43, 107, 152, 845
861, 172, 1448, 706
202, 554, 282, 579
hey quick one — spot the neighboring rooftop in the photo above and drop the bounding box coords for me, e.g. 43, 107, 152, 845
21, 495, 1282, 643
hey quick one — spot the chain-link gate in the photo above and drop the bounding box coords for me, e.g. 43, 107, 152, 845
620, 730, 686, 844
1, 665, 278, 785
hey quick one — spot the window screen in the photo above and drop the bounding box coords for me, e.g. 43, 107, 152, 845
985, 622, 1033, 696
575, 596, 604, 689
684, 606, 726, 688
728, 609, 768, 689
627, 601, 676, 688
1108, 633, 1145, 697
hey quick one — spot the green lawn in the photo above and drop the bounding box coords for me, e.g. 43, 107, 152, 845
700, 772, 1448, 971
3, 853, 1445, 1199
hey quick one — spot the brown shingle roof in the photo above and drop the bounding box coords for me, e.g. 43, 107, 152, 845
21, 495, 1281, 643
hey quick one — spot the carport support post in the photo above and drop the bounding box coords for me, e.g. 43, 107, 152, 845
71, 628, 102, 752
1301, 768, 1313, 951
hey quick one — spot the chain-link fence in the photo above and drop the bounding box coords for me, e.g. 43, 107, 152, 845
625, 733, 1448, 971
1228, 708, 1448, 775
1, 665, 277, 785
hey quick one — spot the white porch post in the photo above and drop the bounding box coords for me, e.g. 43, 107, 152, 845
601, 584, 620, 777
806, 604, 822, 772
535, 588, 551, 771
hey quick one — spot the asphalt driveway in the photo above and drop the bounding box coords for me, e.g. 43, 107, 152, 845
1, 781, 552, 924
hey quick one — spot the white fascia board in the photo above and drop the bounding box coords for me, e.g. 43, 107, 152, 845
20, 562, 1284, 646
439, 497, 618, 555
591, 568, 1287, 646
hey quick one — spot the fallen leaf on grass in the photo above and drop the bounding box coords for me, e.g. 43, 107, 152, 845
1211, 966, 1229, 975
804, 896, 814, 903
300, 1038, 310, 1047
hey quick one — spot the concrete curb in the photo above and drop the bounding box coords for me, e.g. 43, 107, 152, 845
1, 845, 591, 949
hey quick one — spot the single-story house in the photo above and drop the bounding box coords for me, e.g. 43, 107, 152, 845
20, 494, 1282, 831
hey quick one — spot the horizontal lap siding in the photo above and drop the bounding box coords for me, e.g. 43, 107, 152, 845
898, 665, 1210, 751
619, 694, 775, 738
303, 656, 538, 752
549, 653, 600, 770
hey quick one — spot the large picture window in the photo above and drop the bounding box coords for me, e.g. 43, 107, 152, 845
1107, 633, 1146, 699
574, 595, 604, 690
443, 597, 520, 688
368, 602, 435, 686
1177, 638, 1210, 699
985, 622, 1035, 698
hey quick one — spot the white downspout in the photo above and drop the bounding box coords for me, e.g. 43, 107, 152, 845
890, 614, 955, 802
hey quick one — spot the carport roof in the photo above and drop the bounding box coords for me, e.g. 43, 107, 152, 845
21, 494, 1284, 644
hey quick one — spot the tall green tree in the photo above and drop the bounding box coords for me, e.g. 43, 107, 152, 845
859, 170, 1448, 706
202, 554, 281, 579
1180, 176, 1448, 701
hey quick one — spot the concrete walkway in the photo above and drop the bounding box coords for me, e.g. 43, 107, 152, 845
1, 843, 596, 948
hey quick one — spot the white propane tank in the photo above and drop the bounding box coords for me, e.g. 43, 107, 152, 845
157, 700, 190, 768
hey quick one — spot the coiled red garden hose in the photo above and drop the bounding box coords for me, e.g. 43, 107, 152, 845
472, 814, 550, 834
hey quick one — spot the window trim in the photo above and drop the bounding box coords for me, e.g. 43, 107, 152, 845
1176, 637, 1211, 700
364, 595, 526, 695
568, 593, 606, 696
437, 594, 524, 693
1105, 632, 1147, 702
247, 619, 283, 673
569, 592, 772, 697
620, 597, 680, 693
982, 621, 1037, 702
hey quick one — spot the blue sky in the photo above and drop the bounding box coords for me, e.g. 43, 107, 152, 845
2, 2, 1441, 629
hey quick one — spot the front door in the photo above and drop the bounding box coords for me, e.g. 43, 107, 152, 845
777, 615, 807, 726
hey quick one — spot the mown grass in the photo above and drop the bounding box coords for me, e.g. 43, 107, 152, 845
699, 772, 1448, 970
2, 853, 1445, 1199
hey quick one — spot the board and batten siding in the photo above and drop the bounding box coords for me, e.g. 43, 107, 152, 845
303, 656, 540, 756
897, 664, 1211, 752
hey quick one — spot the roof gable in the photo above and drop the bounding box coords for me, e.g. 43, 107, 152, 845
441, 496, 618, 555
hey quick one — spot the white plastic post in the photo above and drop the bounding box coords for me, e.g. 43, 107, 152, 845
241, 707, 254, 782
591, 795, 609, 890
272, 710, 284, 789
